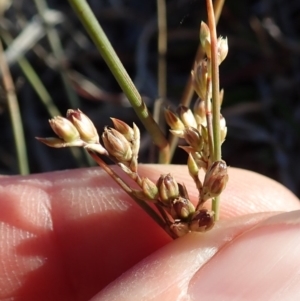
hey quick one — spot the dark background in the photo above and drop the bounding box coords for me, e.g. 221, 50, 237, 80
1, 0, 300, 196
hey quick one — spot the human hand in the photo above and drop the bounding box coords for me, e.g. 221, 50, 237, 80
0, 165, 299, 300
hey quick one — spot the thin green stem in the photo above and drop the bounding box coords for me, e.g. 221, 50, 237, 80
206, 0, 221, 220
68, 0, 170, 163
0, 40, 29, 175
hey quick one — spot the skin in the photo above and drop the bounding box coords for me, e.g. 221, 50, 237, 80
0, 165, 300, 301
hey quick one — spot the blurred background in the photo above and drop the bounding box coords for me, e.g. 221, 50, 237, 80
1, 0, 300, 196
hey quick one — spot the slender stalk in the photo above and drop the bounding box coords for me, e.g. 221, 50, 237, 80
168, 0, 225, 162
206, 0, 221, 162
204, 76, 214, 161
33, 0, 80, 108
0, 40, 29, 175
157, 0, 167, 99
154, 203, 177, 239
68, 0, 170, 163
206, 0, 221, 220
88, 151, 173, 238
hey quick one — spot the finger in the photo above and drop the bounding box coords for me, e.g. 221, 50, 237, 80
0, 167, 170, 301
91, 210, 300, 301
0, 165, 299, 301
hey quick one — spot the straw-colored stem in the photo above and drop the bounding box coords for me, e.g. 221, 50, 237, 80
68, 0, 170, 163
0, 40, 29, 175
154, 203, 178, 239
33, 0, 80, 108
206, 0, 221, 162
168, 0, 225, 162
157, 0, 167, 99
206, 0, 221, 220
205, 75, 214, 162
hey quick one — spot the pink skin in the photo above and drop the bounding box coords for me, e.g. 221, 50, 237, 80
0, 165, 299, 301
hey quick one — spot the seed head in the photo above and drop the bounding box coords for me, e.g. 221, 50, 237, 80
164, 108, 185, 132
217, 37, 228, 64
184, 127, 203, 152
66, 109, 99, 144
110, 118, 135, 142
102, 127, 133, 162
156, 174, 179, 203
170, 197, 195, 220
189, 209, 214, 232
202, 160, 228, 202
200, 21, 211, 59
141, 177, 158, 200
176, 105, 197, 128
191, 61, 209, 101
49, 116, 80, 143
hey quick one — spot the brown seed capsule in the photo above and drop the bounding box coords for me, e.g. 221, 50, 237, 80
189, 209, 214, 232
184, 127, 204, 152
102, 127, 133, 162
156, 174, 179, 203
170, 197, 195, 220
67, 109, 99, 144
202, 160, 228, 202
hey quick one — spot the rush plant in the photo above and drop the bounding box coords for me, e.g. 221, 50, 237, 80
37, 0, 228, 239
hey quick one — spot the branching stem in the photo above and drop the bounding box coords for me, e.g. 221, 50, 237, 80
206, 0, 222, 220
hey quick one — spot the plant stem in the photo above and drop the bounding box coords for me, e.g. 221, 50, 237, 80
204, 76, 214, 162
206, 0, 221, 220
168, 0, 225, 162
157, 0, 167, 99
0, 40, 29, 175
68, 0, 170, 163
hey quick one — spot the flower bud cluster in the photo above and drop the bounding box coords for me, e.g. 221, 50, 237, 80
165, 105, 223, 170
155, 174, 215, 237
199, 21, 228, 64
102, 118, 140, 173
163, 21, 229, 234
37, 108, 223, 238
36, 109, 107, 155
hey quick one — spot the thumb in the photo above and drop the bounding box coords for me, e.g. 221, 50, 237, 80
91, 211, 300, 301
